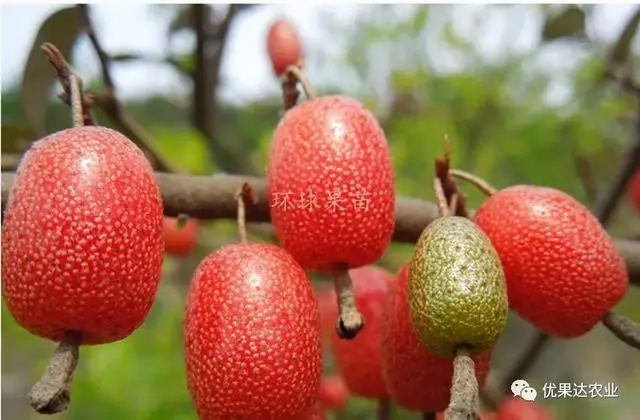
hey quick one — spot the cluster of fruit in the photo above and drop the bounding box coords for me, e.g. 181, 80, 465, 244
1, 17, 634, 420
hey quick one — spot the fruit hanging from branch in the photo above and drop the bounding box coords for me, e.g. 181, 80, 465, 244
2, 124, 165, 414
267, 94, 396, 341
267, 18, 304, 77
163, 215, 200, 257
183, 183, 323, 420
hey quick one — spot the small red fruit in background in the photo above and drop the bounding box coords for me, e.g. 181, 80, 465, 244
267, 95, 395, 273
628, 169, 640, 214
473, 186, 628, 338
497, 398, 552, 420
2, 126, 164, 345
318, 375, 349, 410
326, 265, 392, 399
267, 19, 303, 77
184, 188, 323, 420
163, 216, 199, 256
381, 263, 493, 412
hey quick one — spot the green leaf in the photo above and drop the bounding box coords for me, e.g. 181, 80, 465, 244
541, 6, 586, 42
442, 20, 473, 51
609, 6, 640, 66
176, 53, 196, 74
1, 124, 39, 154
411, 6, 429, 35
20, 6, 84, 135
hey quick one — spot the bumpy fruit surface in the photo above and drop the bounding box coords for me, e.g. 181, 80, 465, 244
318, 375, 349, 410
381, 264, 493, 412
2, 126, 164, 344
184, 243, 322, 420
497, 398, 552, 420
267, 95, 395, 272
473, 186, 628, 338
326, 265, 392, 398
409, 216, 508, 357
628, 170, 640, 214
267, 19, 303, 77
164, 217, 199, 256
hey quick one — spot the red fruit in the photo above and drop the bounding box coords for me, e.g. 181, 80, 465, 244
473, 186, 628, 338
306, 401, 327, 420
497, 398, 552, 420
2, 126, 164, 344
164, 216, 199, 256
328, 266, 392, 398
267, 19, 303, 77
628, 170, 640, 213
267, 95, 395, 272
318, 375, 349, 410
381, 264, 493, 412
184, 243, 323, 420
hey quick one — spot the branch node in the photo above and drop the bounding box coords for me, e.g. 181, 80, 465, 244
332, 265, 364, 339
28, 331, 82, 415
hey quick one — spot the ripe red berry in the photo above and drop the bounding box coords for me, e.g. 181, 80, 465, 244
267, 95, 395, 273
473, 186, 628, 338
267, 19, 303, 77
306, 401, 327, 420
318, 375, 349, 410
326, 266, 392, 399
2, 126, 164, 344
497, 398, 552, 420
163, 216, 199, 256
381, 263, 493, 412
627, 169, 640, 214
184, 243, 323, 420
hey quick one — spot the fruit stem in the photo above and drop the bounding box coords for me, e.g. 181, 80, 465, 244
422, 413, 436, 420
444, 347, 480, 420
69, 74, 84, 128
28, 331, 82, 415
449, 169, 497, 197
602, 311, 640, 350
332, 264, 365, 340
378, 398, 391, 420
236, 183, 255, 244
449, 193, 459, 215
285, 65, 316, 101
434, 177, 451, 217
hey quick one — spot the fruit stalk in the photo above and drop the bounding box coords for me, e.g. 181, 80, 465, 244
69, 74, 84, 128
377, 398, 391, 420
285, 65, 316, 101
422, 413, 436, 420
602, 312, 640, 350
444, 348, 480, 420
434, 177, 452, 218
448, 169, 497, 197
332, 265, 365, 339
28, 331, 82, 414
236, 183, 255, 243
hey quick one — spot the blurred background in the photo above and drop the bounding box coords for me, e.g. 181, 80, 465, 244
2, 3, 640, 420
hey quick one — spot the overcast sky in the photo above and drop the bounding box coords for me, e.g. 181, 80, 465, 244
1, 3, 638, 106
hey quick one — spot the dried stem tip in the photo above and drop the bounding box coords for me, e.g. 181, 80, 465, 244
28, 331, 82, 415
332, 265, 365, 339
448, 169, 497, 197
444, 348, 480, 420
602, 312, 640, 350
236, 182, 256, 244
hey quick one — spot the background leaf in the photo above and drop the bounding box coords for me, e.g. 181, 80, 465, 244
19, 6, 84, 135
541, 6, 587, 42
609, 6, 640, 66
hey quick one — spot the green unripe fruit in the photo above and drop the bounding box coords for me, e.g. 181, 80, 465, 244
408, 216, 508, 358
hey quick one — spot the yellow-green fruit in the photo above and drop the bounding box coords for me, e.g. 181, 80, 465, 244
408, 216, 508, 358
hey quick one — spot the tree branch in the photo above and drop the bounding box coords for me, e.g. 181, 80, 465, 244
109, 52, 191, 78
2, 171, 639, 285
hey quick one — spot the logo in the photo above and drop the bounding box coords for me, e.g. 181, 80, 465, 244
511, 379, 537, 402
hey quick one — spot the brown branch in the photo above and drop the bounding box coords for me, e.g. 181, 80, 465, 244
79, 4, 114, 93
602, 312, 640, 350
2, 171, 639, 286
109, 52, 191, 77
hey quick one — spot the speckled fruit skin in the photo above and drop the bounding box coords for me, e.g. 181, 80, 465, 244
473, 186, 629, 338
184, 243, 323, 420
497, 398, 552, 420
326, 265, 392, 399
409, 216, 508, 358
381, 264, 493, 412
628, 170, 640, 214
2, 126, 164, 345
267, 19, 303, 77
318, 375, 349, 410
267, 95, 395, 272
164, 216, 199, 256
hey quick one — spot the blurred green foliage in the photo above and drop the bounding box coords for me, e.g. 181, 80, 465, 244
2, 4, 640, 420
